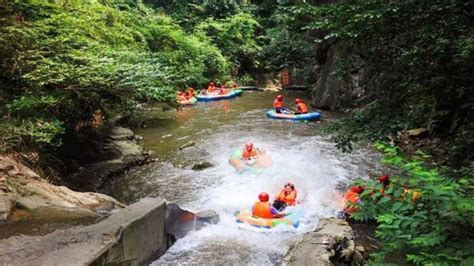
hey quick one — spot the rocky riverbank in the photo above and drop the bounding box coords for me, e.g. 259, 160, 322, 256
0, 154, 124, 223
283, 218, 374, 266
61, 126, 156, 192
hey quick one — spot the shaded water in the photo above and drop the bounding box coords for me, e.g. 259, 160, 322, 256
104, 91, 386, 265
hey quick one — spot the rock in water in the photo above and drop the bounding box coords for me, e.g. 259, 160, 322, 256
178, 140, 196, 150
406, 128, 429, 138
196, 210, 219, 224
191, 161, 214, 171
283, 218, 362, 265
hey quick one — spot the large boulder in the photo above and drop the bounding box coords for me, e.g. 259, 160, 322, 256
310, 43, 381, 111
0, 155, 124, 222
283, 218, 363, 266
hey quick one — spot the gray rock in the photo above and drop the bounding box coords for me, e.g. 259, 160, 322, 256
178, 140, 196, 150
310, 44, 381, 111
0, 194, 15, 221
191, 161, 214, 171
0, 198, 167, 266
196, 210, 219, 224
406, 128, 429, 138
109, 127, 134, 141
283, 218, 357, 266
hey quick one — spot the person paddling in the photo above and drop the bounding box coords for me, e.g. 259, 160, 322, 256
273, 95, 291, 114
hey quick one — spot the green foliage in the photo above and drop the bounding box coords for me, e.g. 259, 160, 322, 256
0, 0, 230, 151
350, 143, 474, 265
195, 12, 262, 75
263, 1, 473, 166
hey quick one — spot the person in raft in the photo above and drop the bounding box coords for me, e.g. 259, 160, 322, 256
294, 98, 309, 115
242, 142, 258, 161
252, 192, 286, 219
176, 91, 187, 102
272, 182, 297, 211
207, 81, 216, 93
185, 87, 195, 99
273, 94, 291, 114
218, 85, 229, 95
338, 186, 364, 219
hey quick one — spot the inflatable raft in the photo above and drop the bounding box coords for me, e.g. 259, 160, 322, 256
196, 89, 243, 102
178, 97, 197, 105
228, 148, 272, 174
266, 110, 321, 121
235, 206, 303, 228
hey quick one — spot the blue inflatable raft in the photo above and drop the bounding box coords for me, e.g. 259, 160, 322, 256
266, 110, 321, 121
196, 89, 243, 102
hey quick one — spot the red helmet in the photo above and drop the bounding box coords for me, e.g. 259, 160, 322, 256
245, 142, 253, 151
295, 98, 302, 104
258, 192, 269, 202
277, 95, 283, 100
351, 186, 364, 194
378, 175, 390, 183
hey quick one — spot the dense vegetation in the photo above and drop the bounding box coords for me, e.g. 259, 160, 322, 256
262, 1, 473, 169
0, 0, 231, 153
1, 0, 472, 264
349, 143, 474, 265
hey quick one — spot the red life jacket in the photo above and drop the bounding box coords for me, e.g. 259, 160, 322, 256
252, 202, 274, 218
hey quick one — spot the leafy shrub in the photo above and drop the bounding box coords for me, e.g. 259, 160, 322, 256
0, 0, 230, 151
350, 143, 474, 265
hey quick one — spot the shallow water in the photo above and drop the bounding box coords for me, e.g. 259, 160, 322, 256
103, 91, 386, 265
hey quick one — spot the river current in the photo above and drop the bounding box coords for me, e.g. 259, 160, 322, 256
103, 91, 384, 265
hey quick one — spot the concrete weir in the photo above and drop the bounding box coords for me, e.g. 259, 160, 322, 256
0, 198, 167, 266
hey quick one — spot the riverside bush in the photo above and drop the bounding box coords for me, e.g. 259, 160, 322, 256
350, 143, 474, 265
0, 0, 229, 151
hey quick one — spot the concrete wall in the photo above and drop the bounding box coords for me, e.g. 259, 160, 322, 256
89, 198, 167, 265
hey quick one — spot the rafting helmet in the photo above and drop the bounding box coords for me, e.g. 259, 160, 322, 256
245, 142, 254, 151
258, 192, 269, 202
277, 95, 283, 100
295, 98, 302, 104
378, 175, 390, 183
351, 186, 364, 194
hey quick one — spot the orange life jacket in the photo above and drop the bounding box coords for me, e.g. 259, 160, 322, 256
343, 191, 360, 213
296, 103, 309, 114
277, 190, 297, 206
187, 89, 195, 98
242, 148, 257, 160
273, 99, 283, 108
252, 202, 274, 218
208, 85, 216, 93
219, 88, 228, 95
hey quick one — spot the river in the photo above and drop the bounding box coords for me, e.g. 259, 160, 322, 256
102, 90, 385, 265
